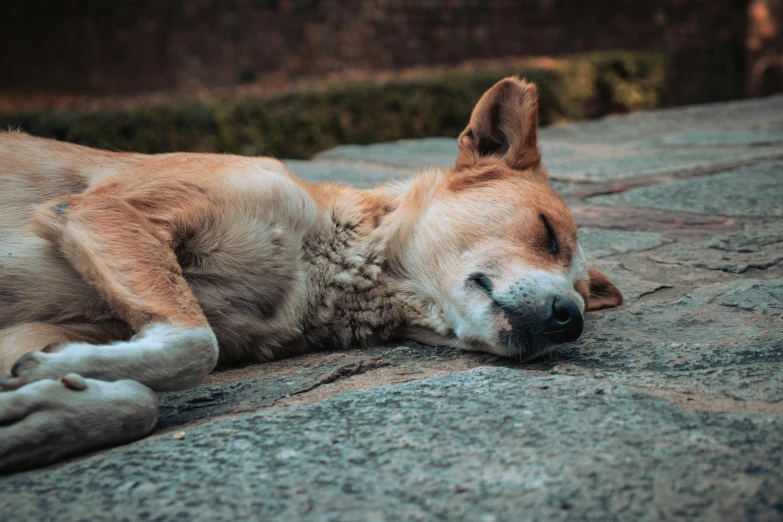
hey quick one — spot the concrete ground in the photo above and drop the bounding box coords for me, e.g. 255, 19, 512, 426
2, 96, 783, 521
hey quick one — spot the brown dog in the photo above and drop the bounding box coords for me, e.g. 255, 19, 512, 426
0, 78, 621, 472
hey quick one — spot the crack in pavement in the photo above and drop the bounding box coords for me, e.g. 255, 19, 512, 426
564, 152, 783, 200
272, 356, 393, 405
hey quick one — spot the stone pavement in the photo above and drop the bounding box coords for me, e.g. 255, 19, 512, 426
2, 96, 783, 521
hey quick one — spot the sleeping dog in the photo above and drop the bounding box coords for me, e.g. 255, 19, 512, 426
0, 78, 621, 472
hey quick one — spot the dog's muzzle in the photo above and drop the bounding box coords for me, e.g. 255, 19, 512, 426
499, 295, 584, 345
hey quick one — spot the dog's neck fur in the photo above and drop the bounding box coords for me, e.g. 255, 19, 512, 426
302, 171, 448, 351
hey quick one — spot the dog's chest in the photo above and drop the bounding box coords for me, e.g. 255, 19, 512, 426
178, 213, 403, 363
300, 222, 404, 350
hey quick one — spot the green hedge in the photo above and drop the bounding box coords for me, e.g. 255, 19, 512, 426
0, 52, 667, 159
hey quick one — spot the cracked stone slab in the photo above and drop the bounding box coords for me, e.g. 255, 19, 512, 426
570, 206, 740, 234
652, 225, 783, 274
283, 159, 412, 188
586, 161, 783, 217
596, 267, 673, 302
157, 343, 471, 430
2, 368, 781, 522
659, 130, 783, 146
157, 354, 391, 429
540, 95, 783, 148
578, 229, 671, 259
556, 279, 783, 402
545, 147, 778, 182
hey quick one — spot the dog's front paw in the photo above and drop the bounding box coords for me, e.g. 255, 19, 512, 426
0, 375, 157, 473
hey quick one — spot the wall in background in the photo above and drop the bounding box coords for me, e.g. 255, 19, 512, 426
1, 0, 754, 104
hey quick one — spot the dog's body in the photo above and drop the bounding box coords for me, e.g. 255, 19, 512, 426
0, 79, 621, 472
0, 133, 414, 368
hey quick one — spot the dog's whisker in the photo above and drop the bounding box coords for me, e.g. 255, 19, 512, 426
567, 216, 587, 238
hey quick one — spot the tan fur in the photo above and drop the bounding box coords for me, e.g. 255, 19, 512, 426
0, 78, 621, 375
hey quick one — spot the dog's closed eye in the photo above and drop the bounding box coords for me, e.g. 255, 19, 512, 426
540, 213, 559, 257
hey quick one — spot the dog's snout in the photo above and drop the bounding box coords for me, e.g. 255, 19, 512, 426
542, 296, 583, 344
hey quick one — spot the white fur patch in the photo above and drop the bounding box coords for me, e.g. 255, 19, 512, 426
11, 324, 218, 391
0, 376, 157, 472
516, 268, 584, 311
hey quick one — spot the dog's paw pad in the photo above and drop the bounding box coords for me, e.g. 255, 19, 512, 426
60, 373, 87, 391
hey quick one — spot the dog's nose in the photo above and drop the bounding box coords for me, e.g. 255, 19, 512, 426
541, 296, 584, 343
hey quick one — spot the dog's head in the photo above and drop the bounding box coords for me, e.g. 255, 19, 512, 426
388, 77, 622, 359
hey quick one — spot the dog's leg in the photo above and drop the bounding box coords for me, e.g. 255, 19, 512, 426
5, 194, 219, 392
0, 374, 157, 473
0, 321, 130, 374
0, 195, 216, 471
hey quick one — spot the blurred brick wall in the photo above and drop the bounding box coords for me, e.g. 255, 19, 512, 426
1, 0, 749, 96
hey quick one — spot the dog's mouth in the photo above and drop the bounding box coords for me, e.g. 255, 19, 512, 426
454, 328, 553, 362
498, 328, 533, 352
403, 322, 559, 362
497, 329, 556, 361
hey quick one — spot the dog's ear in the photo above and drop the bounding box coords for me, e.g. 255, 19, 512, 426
585, 269, 623, 311
456, 77, 541, 171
